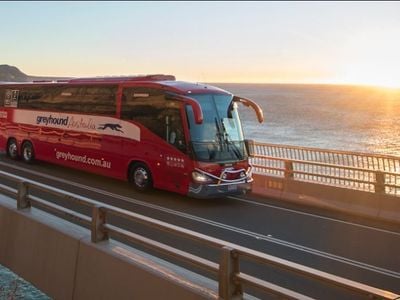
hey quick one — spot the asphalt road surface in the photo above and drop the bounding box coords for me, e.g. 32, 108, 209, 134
0, 155, 399, 299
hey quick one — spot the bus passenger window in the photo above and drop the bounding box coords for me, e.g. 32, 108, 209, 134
52, 86, 82, 112
18, 87, 53, 110
165, 110, 186, 152
81, 86, 117, 115
0, 89, 5, 106
121, 87, 165, 133
121, 87, 186, 152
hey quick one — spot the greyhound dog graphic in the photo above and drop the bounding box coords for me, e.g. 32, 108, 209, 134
98, 123, 124, 133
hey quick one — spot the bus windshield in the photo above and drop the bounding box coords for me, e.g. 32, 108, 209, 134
186, 93, 247, 163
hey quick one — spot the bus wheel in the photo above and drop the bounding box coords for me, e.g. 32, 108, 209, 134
7, 139, 19, 160
129, 163, 153, 192
21, 141, 35, 163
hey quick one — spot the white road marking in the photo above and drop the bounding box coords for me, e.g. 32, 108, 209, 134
229, 196, 400, 237
1, 159, 399, 280
3, 159, 398, 237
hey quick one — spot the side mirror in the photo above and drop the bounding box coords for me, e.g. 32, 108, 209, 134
233, 96, 264, 123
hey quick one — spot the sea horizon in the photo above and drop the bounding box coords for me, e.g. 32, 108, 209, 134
212, 83, 400, 157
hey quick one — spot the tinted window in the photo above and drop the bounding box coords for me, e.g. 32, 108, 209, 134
51, 86, 82, 112
14, 84, 117, 115
80, 86, 117, 115
122, 87, 185, 149
18, 86, 53, 110
0, 88, 5, 106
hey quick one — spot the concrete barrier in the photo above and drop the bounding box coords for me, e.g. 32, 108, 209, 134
74, 238, 216, 300
0, 196, 82, 299
251, 174, 400, 225
0, 195, 216, 300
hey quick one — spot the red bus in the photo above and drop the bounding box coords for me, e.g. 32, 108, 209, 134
0, 75, 263, 198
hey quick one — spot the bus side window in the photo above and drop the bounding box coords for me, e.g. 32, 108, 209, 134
52, 86, 83, 112
121, 87, 186, 151
18, 86, 53, 110
0, 89, 5, 107
81, 86, 117, 116
165, 108, 186, 153
121, 87, 165, 134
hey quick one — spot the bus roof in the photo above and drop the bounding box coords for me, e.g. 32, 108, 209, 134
66, 74, 176, 83
159, 81, 229, 95
0, 75, 230, 95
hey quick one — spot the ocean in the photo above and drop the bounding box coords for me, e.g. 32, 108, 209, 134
214, 83, 400, 157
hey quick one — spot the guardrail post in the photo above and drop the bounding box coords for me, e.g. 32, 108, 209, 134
374, 171, 385, 194
91, 205, 108, 243
284, 160, 294, 180
17, 181, 31, 210
218, 246, 243, 300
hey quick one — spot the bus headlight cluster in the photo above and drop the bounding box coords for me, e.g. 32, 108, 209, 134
240, 171, 246, 178
192, 171, 213, 183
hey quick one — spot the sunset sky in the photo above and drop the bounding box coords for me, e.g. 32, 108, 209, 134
1, 1, 400, 87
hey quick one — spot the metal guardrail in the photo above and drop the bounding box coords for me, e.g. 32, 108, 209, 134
248, 141, 400, 196
0, 170, 398, 300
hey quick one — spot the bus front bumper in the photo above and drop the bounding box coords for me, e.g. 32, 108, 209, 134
187, 181, 252, 199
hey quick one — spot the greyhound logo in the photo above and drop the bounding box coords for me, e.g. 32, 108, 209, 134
98, 123, 124, 133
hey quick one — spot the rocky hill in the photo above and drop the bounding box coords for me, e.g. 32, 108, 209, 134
0, 65, 70, 82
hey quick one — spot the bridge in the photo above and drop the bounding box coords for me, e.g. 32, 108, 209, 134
0, 141, 399, 299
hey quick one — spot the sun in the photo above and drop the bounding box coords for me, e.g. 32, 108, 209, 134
333, 56, 400, 89
330, 29, 400, 89
335, 63, 400, 89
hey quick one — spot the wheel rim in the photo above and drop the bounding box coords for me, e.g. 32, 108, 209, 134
8, 141, 17, 158
23, 144, 32, 161
134, 167, 148, 188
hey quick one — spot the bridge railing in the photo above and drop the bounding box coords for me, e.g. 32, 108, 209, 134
248, 141, 400, 196
0, 170, 398, 300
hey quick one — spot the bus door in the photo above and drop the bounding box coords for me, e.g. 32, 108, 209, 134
161, 103, 191, 194
121, 87, 190, 193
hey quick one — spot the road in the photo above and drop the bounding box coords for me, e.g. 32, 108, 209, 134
0, 155, 399, 299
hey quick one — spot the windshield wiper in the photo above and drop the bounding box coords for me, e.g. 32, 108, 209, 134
219, 118, 243, 160
214, 117, 226, 151
225, 137, 242, 160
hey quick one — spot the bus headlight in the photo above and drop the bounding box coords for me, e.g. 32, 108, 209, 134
192, 171, 213, 183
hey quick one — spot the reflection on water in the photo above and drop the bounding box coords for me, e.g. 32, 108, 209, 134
213, 83, 400, 156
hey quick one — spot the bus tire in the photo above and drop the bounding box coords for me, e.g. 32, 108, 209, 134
21, 141, 35, 163
129, 163, 153, 192
7, 139, 19, 160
